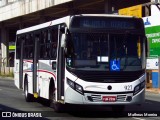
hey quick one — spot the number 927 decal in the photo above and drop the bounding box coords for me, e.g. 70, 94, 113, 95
124, 85, 132, 91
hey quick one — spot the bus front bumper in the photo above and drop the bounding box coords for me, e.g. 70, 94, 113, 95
65, 87, 145, 105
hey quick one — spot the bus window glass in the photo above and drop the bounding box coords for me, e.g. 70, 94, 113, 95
67, 33, 144, 71
45, 31, 51, 58
24, 34, 33, 59
40, 30, 47, 59
50, 27, 58, 59
24, 38, 28, 59
16, 36, 21, 59
68, 33, 109, 70
110, 34, 143, 71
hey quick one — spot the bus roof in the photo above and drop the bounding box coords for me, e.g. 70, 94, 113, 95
16, 14, 135, 35
16, 16, 70, 35
75, 14, 134, 18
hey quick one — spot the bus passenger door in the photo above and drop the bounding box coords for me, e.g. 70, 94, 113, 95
17, 36, 24, 89
56, 25, 66, 101
32, 33, 40, 98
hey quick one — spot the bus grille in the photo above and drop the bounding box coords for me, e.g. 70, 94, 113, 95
87, 94, 127, 102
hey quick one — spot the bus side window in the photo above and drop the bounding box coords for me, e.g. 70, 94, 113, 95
45, 30, 51, 58
29, 34, 34, 58
40, 30, 47, 59
50, 27, 58, 59
24, 35, 27, 59
16, 36, 21, 59
21, 36, 27, 59
24, 34, 34, 59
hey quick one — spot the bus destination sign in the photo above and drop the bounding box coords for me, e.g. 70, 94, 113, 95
71, 16, 138, 29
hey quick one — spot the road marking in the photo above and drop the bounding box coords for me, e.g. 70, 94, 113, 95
145, 101, 152, 104
133, 117, 146, 120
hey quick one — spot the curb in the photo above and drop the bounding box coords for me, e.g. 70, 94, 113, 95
0, 76, 14, 80
146, 89, 160, 94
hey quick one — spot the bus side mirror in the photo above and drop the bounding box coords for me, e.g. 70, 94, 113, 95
52, 62, 56, 70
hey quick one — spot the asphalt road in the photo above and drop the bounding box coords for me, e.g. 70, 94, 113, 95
0, 78, 160, 120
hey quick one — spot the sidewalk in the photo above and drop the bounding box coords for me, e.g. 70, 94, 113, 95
0, 76, 14, 80
146, 88, 160, 94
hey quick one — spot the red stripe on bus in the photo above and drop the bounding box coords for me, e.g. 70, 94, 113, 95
23, 60, 33, 63
23, 70, 56, 80
38, 69, 56, 79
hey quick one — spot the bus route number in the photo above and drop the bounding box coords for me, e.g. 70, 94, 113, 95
124, 85, 132, 91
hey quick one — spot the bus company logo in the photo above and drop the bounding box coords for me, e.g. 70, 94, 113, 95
107, 85, 112, 90
2, 112, 11, 117
1, 112, 42, 118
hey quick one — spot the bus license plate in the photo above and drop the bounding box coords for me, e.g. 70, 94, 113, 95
102, 96, 116, 102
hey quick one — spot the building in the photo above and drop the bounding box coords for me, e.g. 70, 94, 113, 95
0, 0, 150, 67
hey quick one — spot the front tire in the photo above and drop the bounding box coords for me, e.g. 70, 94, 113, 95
24, 80, 34, 102
49, 82, 63, 112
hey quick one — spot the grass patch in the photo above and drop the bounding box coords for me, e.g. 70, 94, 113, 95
0, 72, 14, 78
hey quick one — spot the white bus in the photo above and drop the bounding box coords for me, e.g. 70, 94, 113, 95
14, 14, 147, 112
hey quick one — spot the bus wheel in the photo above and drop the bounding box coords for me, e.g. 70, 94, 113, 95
49, 85, 63, 112
24, 80, 33, 102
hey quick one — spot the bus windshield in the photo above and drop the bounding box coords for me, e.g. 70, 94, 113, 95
66, 32, 145, 71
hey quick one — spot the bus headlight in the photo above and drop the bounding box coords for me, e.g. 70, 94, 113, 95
133, 81, 145, 95
75, 84, 83, 94
67, 78, 84, 95
67, 78, 75, 89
